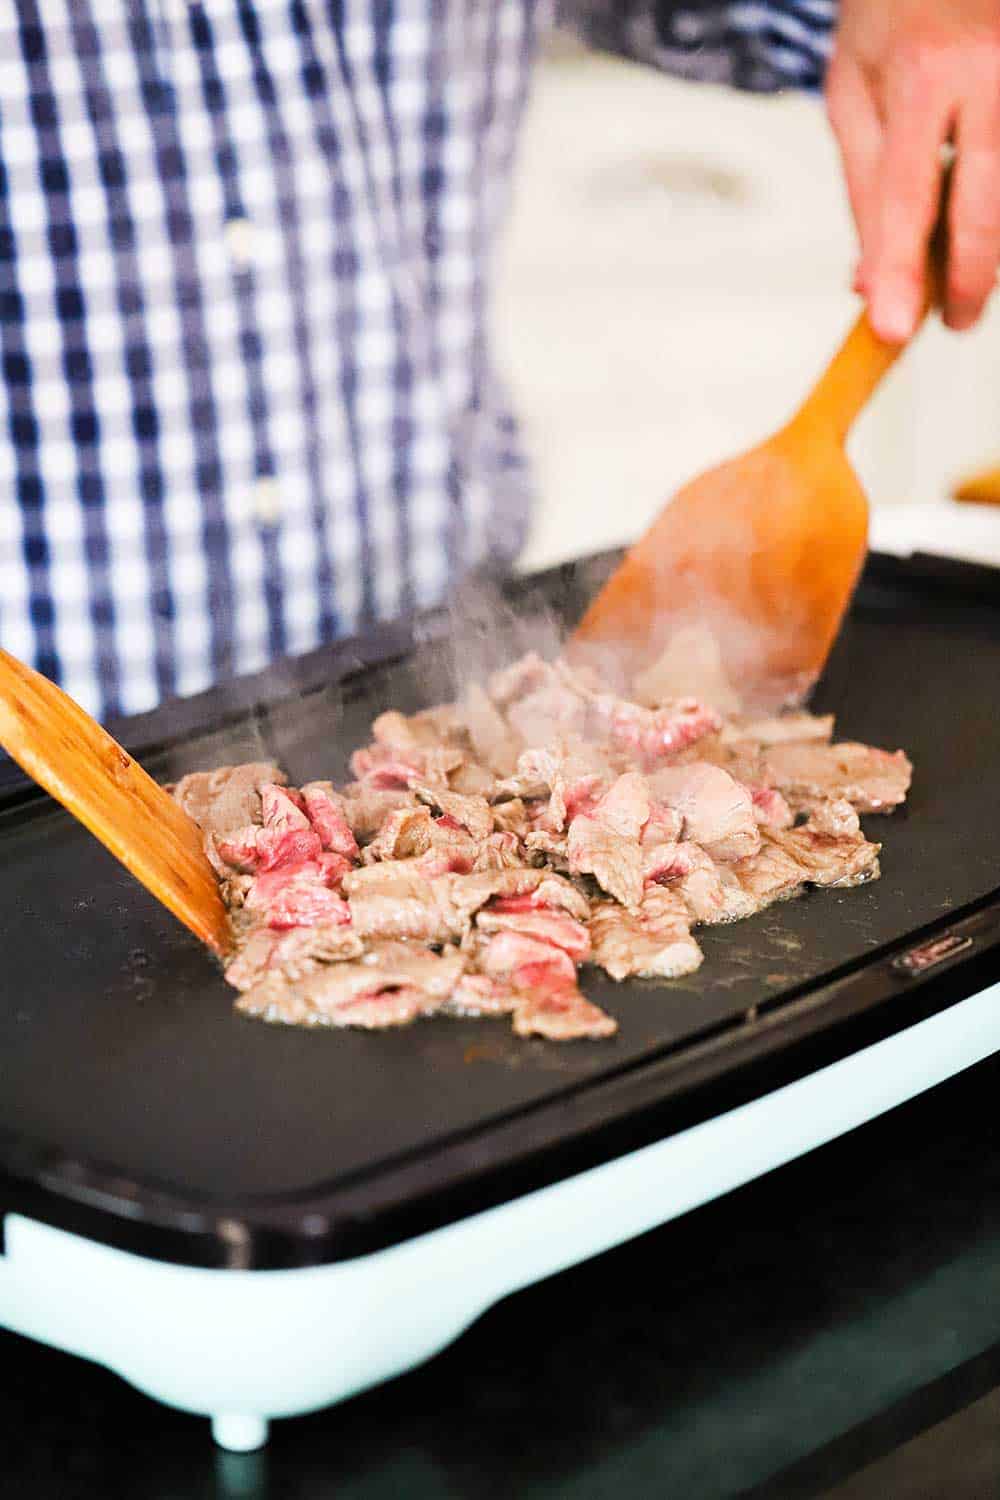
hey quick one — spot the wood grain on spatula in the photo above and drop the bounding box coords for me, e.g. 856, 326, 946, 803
573, 186, 948, 704
0, 648, 230, 956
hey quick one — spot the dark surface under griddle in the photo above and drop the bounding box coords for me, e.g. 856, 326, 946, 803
1, 553, 998, 1255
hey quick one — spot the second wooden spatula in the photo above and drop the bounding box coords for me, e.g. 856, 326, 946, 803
573, 210, 946, 705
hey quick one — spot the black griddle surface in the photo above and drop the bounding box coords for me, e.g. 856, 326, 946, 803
1, 554, 998, 1254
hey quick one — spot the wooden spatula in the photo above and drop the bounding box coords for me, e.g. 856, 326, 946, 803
953, 463, 1000, 506
573, 201, 947, 706
0, 647, 230, 956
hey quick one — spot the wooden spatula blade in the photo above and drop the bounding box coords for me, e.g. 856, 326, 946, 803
573, 312, 904, 704
0, 648, 230, 956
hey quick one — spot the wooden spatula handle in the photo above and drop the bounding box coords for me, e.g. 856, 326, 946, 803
0, 648, 230, 955
791, 312, 907, 443
792, 160, 951, 444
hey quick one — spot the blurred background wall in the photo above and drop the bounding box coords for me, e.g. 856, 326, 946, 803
494, 40, 1000, 573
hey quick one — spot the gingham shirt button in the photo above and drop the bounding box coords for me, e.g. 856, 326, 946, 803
253, 475, 281, 525
224, 215, 256, 270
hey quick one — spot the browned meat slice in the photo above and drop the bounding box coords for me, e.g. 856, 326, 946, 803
589, 889, 703, 980
806, 797, 861, 837
225, 922, 364, 991
567, 814, 644, 910
172, 762, 283, 841
458, 683, 522, 777
445, 972, 518, 1017
498, 741, 611, 835
559, 770, 657, 909
237, 942, 466, 1028
349, 739, 464, 789
438, 867, 590, 930
361, 805, 479, 875
646, 762, 760, 862
591, 771, 650, 838
449, 760, 499, 797
513, 984, 617, 1041
762, 741, 912, 814
413, 783, 493, 841
728, 838, 806, 909
472, 832, 526, 872
524, 828, 571, 870
671, 844, 759, 924
340, 785, 419, 843
638, 802, 685, 884
344, 862, 454, 942
362, 806, 438, 863
768, 806, 881, 887
491, 797, 529, 837
722, 711, 834, 746
750, 786, 794, 829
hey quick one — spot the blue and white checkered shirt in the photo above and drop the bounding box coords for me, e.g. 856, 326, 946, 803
0, 1, 833, 721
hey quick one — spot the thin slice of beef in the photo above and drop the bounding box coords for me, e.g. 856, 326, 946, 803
491, 797, 529, 837
472, 831, 525, 872
591, 772, 650, 839
728, 838, 807, 910
413, 783, 493, 841
172, 762, 283, 842
671, 844, 759, 925
299, 782, 360, 859
472, 925, 615, 1039
438, 867, 591, 931
761, 740, 912, 814
767, 807, 881, 887
344, 862, 454, 942
513, 983, 617, 1041
750, 786, 794, 829
243, 861, 353, 930
237, 942, 466, 1028
646, 762, 760, 862
340, 785, 420, 843
444, 972, 519, 1017
567, 814, 644, 911
215, 821, 323, 876
589, 694, 722, 766
362, 806, 438, 863
476, 906, 591, 962
589, 889, 703, 980
225, 922, 364, 991
560, 770, 657, 910
349, 739, 464, 789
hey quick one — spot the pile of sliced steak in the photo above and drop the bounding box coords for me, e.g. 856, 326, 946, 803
172, 652, 912, 1040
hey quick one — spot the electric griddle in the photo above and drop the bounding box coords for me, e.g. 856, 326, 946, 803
2, 550, 999, 1452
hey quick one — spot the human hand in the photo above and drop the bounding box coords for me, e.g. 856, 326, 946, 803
826, 0, 1000, 341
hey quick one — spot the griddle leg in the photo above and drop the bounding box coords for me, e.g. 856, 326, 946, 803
211, 1414, 269, 1452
